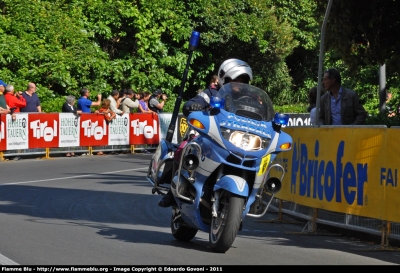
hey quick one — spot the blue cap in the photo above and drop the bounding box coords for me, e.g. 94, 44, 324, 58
0, 80, 7, 86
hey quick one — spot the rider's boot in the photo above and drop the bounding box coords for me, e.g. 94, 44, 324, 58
158, 189, 177, 207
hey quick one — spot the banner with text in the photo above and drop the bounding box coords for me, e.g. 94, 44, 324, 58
273, 126, 400, 223
0, 113, 161, 149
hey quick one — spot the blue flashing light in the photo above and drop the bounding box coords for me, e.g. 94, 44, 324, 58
210, 96, 225, 109
189, 31, 200, 51
274, 113, 290, 126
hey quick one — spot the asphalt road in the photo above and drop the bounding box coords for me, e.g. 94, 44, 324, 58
0, 153, 399, 265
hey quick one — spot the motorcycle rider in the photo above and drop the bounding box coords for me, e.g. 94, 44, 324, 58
158, 58, 253, 207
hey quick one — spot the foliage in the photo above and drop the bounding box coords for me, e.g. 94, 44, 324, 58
0, 0, 303, 112
365, 112, 400, 128
271, 0, 322, 105
275, 103, 308, 114
315, 1, 400, 73
0, 0, 399, 118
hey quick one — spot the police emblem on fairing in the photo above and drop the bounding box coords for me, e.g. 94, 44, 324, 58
180, 118, 188, 138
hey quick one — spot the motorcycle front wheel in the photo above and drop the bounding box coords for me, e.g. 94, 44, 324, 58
209, 190, 245, 253
171, 209, 198, 241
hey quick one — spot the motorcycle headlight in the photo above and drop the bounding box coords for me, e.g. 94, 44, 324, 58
220, 127, 270, 151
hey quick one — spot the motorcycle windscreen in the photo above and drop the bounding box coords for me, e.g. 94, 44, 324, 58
216, 83, 275, 122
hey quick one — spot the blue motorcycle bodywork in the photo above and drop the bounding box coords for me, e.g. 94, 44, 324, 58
147, 83, 292, 234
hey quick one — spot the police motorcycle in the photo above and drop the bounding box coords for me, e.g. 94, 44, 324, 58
147, 82, 292, 253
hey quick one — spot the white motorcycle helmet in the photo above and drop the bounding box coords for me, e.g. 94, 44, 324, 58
217, 58, 253, 87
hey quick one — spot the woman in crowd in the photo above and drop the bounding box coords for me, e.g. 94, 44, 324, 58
62, 95, 82, 157
138, 91, 154, 114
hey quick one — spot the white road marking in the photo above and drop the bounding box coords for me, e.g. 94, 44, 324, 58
0, 253, 18, 265
0, 167, 148, 265
0, 167, 148, 186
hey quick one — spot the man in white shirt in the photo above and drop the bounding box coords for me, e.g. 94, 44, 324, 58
107, 90, 123, 115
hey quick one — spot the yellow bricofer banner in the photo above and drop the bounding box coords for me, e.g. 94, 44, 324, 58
272, 126, 400, 223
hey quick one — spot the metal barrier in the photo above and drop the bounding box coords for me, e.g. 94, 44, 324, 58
0, 144, 158, 160
267, 196, 400, 248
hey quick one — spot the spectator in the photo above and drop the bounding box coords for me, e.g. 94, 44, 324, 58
307, 86, 326, 125
148, 89, 167, 114
385, 92, 396, 117
120, 89, 141, 114
138, 91, 154, 154
208, 74, 219, 91
138, 91, 154, 114
119, 89, 127, 100
62, 95, 82, 115
0, 83, 10, 114
182, 74, 223, 117
107, 89, 123, 115
4, 84, 26, 113
97, 98, 116, 124
21, 82, 41, 113
95, 98, 116, 156
77, 88, 102, 113
62, 95, 81, 157
319, 68, 368, 125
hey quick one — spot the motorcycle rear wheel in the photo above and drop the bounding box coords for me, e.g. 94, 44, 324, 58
209, 190, 244, 253
171, 209, 198, 241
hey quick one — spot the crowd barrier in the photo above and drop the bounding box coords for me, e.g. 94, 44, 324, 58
4, 112, 397, 247
0, 112, 180, 159
270, 125, 400, 247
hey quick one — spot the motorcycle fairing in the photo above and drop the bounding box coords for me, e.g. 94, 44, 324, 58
194, 153, 220, 177
187, 111, 227, 149
172, 171, 213, 232
213, 175, 249, 197
147, 139, 176, 187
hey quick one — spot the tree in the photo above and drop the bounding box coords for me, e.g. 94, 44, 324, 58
0, 0, 303, 110
316, 0, 400, 74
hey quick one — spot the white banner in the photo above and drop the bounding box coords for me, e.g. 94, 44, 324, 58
158, 113, 177, 143
6, 113, 29, 150
58, 113, 80, 147
108, 114, 130, 145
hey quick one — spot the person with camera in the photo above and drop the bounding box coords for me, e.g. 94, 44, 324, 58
4, 84, 26, 113
148, 89, 167, 114
0, 83, 11, 115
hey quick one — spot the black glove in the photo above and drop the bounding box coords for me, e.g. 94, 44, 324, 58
190, 103, 204, 111
183, 102, 204, 117
182, 103, 204, 117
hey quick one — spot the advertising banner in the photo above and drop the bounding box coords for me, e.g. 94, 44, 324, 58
274, 126, 400, 222
0, 114, 6, 151
6, 113, 29, 150
286, 113, 310, 127
108, 114, 129, 145
28, 113, 59, 148
383, 127, 400, 222
59, 113, 80, 147
79, 113, 109, 147
158, 113, 178, 143
129, 113, 159, 145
